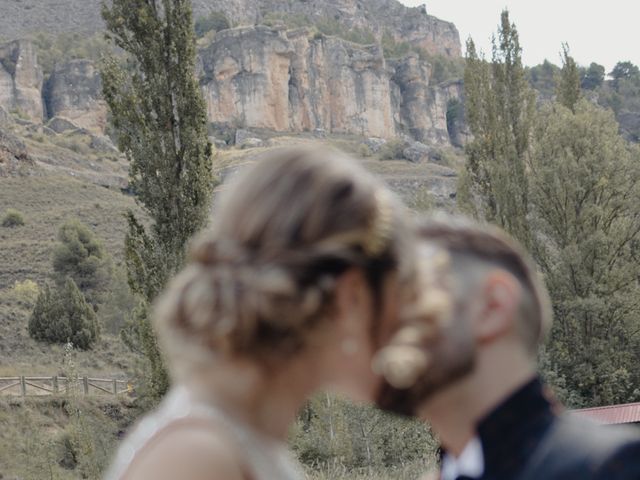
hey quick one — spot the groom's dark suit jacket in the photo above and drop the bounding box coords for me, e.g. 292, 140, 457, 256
444, 377, 640, 480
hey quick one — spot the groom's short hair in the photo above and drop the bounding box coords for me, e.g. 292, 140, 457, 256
416, 215, 552, 354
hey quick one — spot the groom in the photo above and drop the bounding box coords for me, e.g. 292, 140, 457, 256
376, 216, 640, 480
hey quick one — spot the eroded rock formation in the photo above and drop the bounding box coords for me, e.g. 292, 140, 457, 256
0, 0, 465, 145
0, 40, 44, 123
194, 0, 460, 58
199, 26, 462, 143
44, 59, 107, 134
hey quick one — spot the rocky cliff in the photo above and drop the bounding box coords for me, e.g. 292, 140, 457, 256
1, 0, 460, 59
44, 59, 108, 133
199, 25, 460, 142
0, 40, 44, 123
0, 0, 464, 145
193, 0, 460, 58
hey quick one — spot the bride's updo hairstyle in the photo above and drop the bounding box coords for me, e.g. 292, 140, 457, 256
155, 147, 417, 379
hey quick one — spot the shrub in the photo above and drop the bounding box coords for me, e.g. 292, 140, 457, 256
31, 32, 113, 76
426, 54, 465, 84
28, 278, 99, 350
52, 219, 111, 306
408, 187, 435, 212
357, 143, 372, 158
381, 31, 412, 59
316, 18, 375, 45
290, 394, 437, 471
377, 139, 406, 160
194, 11, 231, 38
11, 279, 39, 306
2, 208, 25, 227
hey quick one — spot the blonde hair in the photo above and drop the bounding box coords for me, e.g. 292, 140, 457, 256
155, 147, 416, 379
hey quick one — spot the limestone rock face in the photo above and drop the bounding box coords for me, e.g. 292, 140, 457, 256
45, 60, 107, 134
391, 55, 464, 144
196, 0, 460, 58
199, 26, 294, 131
199, 26, 462, 143
0, 40, 44, 123
287, 30, 395, 137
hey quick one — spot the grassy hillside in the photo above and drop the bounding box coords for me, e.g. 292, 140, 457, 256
0, 123, 454, 479
0, 395, 137, 480
0, 174, 144, 377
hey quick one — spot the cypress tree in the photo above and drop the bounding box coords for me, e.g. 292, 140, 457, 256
101, 0, 214, 397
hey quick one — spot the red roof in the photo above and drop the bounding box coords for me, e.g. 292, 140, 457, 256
572, 402, 640, 425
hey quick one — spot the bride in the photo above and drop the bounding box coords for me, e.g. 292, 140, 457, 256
106, 147, 434, 480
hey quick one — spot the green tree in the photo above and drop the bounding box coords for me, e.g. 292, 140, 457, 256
581, 62, 605, 90
556, 43, 581, 112
610, 61, 640, 90
529, 100, 640, 406
527, 59, 560, 98
29, 278, 99, 350
461, 10, 535, 246
101, 0, 215, 398
291, 394, 437, 472
52, 219, 111, 306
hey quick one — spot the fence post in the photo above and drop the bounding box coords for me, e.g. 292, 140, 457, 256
20, 376, 26, 396
53, 376, 59, 394
82, 376, 89, 395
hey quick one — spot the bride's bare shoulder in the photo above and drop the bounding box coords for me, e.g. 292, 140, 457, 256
123, 421, 247, 480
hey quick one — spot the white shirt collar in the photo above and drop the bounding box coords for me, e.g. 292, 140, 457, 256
441, 436, 485, 480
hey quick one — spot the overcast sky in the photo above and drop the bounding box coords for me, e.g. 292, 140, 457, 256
400, 0, 638, 72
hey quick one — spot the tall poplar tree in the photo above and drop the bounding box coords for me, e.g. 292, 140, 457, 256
461, 10, 535, 247
556, 43, 581, 112
101, 0, 214, 398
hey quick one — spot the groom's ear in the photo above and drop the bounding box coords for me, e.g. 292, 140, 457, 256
473, 269, 522, 345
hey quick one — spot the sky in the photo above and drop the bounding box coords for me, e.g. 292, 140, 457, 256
399, 0, 638, 72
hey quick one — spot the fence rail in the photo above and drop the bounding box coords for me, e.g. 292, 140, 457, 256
0, 376, 130, 397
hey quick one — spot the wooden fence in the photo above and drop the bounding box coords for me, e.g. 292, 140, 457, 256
0, 376, 130, 397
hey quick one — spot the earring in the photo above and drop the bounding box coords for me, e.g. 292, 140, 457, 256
341, 338, 359, 356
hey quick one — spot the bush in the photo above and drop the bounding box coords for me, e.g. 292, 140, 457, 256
11, 279, 39, 306
377, 139, 406, 160
194, 11, 231, 38
357, 143, 372, 158
31, 32, 113, 76
52, 219, 111, 306
316, 18, 375, 45
426, 54, 465, 84
28, 278, 99, 350
290, 394, 437, 471
2, 208, 25, 227
381, 31, 412, 59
